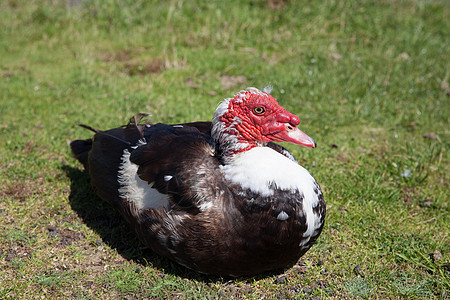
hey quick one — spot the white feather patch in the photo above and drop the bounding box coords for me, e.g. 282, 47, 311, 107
220, 147, 321, 241
277, 211, 289, 221
263, 84, 273, 94
118, 149, 170, 211
198, 201, 213, 211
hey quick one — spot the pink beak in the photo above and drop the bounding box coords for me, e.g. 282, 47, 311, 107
272, 123, 317, 148
265, 109, 316, 148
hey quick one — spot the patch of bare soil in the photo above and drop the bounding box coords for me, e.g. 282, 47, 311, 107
0, 179, 41, 202
101, 49, 135, 62
1, 71, 14, 77
400, 187, 418, 206
0, 245, 32, 263
220, 74, 247, 89
124, 58, 165, 76
47, 226, 85, 248
266, 0, 290, 10
101, 48, 165, 76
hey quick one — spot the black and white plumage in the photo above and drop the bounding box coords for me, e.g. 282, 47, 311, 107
70, 88, 325, 276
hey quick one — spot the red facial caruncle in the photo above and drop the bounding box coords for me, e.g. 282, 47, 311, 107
219, 88, 316, 149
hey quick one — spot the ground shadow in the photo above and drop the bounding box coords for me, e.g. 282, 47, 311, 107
63, 165, 283, 282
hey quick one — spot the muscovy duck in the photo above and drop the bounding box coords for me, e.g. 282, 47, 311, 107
70, 87, 325, 276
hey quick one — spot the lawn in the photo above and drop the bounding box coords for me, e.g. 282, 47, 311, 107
0, 0, 448, 298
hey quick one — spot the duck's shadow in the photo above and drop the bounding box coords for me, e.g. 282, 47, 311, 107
63, 165, 284, 282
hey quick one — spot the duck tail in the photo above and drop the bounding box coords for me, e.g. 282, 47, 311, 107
70, 138, 92, 170
70, 123, 100, 170
76, 122, 101, 133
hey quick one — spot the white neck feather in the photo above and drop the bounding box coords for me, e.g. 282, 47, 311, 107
220, 147, 317, 198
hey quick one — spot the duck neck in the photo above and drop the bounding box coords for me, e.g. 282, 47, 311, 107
212, 97, 266, 162
219, 140, 260, 160
211, 121, 264, 163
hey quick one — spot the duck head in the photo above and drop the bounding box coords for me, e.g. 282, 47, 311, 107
212, 87, 316, 157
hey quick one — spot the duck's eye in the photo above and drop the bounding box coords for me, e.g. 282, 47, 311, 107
253, 107, 265, 114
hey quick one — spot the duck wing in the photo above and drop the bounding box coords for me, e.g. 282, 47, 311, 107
128, 122, 219, 213
71, 114, 221, 214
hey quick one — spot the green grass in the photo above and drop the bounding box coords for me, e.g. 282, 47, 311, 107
0, 0, 448, 298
